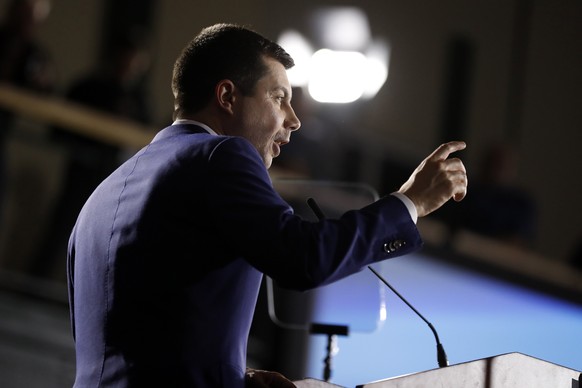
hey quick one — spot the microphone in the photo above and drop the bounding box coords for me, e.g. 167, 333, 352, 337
367, 266, 449, 368
306, 197, 325, 220
306, 197, 449, 368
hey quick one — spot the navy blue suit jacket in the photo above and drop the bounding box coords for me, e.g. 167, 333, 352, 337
67, 123, 422, 387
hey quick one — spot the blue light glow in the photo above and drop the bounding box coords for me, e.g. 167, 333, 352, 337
303, 253, 582, 386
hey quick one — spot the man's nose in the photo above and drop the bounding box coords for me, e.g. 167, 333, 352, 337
286, 108, 301, 131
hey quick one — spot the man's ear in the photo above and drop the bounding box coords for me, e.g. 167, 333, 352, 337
216, 79, 237, 115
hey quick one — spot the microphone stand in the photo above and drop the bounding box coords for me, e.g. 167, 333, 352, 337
309, 323, 349, 382
265, 275, 349, 382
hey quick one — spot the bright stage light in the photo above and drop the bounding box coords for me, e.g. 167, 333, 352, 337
277, 30, 313, 87
308, 49, 367, 103
307, 49, 389, 103
277, 7, 390, 104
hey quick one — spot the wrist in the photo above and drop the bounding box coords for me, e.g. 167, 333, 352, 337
391, 192, 419, 223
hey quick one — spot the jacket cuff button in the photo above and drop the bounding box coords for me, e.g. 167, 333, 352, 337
384, 240, 406, 253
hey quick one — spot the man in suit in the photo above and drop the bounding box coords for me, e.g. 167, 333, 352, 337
67, 23, 468, 387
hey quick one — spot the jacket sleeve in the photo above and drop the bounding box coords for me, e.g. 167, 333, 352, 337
205, 137, 423, 291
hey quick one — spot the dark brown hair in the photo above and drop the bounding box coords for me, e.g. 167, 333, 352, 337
172, 23, 294, 118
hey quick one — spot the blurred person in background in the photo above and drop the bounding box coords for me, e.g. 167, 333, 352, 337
438, 141, 536, 248
31, 31, 153, 278
0, 0, 54, 227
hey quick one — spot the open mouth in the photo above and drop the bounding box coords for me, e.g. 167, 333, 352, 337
274, 137, 289, 155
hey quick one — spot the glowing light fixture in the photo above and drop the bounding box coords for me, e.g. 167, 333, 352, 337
362, 40, 390, 99
308, 49, 367, 103
314, 7, 371, 51
277, 7, 390, 103
277, 30, 313, 87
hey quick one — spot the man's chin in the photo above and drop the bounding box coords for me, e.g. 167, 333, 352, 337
263, 156, 273, 169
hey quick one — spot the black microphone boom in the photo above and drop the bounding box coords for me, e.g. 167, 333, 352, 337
306, 196, 449, 369
306, 197, 325, 220
367, 266, 449, 368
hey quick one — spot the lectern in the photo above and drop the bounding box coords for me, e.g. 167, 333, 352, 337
295, 353, 581, 388
358, 352, 580, 387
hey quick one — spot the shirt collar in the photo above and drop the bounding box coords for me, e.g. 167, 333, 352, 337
172, 119, 218, 136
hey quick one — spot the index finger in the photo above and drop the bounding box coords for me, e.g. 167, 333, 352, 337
430, 141, 467, 161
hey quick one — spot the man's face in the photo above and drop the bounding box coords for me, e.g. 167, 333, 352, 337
229, 57, 301, 168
